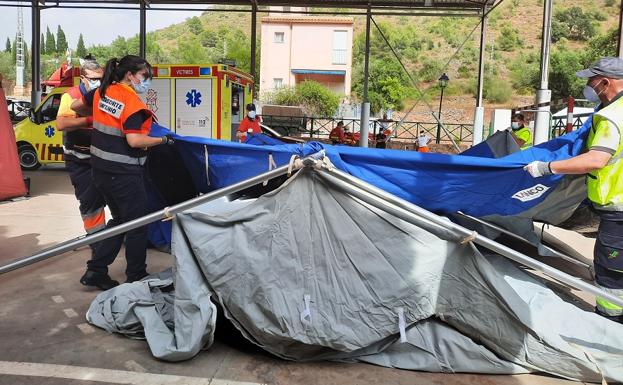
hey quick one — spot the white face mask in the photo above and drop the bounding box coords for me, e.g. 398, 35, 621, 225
583, 85, 601, 103
511, 122, 520, 129
87, 79, 101, 91
248, 111, 256, 119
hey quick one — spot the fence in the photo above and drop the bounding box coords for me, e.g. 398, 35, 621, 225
259, 115, 474, 144
259, 112, 592, 145
550, 113, 592, 138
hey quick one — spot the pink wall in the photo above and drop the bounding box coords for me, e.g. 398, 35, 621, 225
260, 17, 353, 99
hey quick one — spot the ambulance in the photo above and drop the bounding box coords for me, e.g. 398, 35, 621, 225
14, 62, 78, 170
14, 63, 254, 170
144, 63, 254, 140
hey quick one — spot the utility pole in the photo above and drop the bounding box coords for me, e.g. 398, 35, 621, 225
14, 5, 25, 96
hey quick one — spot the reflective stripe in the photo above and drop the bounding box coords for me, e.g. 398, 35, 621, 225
592, 203, 623, 211
90, 146, 146, 166
63, 148, 90, 159
595, 282, 623, 316
93, 121, 125, 137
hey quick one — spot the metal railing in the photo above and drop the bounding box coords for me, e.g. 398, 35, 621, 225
259, 114, 474, 144
550, 113, 592, 138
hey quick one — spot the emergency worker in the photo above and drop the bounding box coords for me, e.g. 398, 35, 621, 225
56, 58, 108, 264
237, 103, 261, 142
75, 55, 174, 289
329, 121, 345, 144
524, 57, 623, 323
510, 113, 533, 150
417, 131, 431, 153
343, 125, 356, 146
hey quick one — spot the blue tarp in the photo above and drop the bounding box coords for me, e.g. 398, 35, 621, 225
147, 119, 591, 246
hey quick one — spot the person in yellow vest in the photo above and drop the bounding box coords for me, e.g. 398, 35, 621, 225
510, 113, 533, 150
524, 57, 623, 323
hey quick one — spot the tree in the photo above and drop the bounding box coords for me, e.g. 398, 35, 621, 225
187, 16, 204, 35
552, 7, 597, 42
76, 33, 87, 57
40, 33, 45, 53
56, 25, 68, 54
45, 26, 56, 54
5, 38, 10, 53
353, 59, 412, 114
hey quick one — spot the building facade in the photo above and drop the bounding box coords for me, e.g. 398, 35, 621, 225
259, 13, 353, 98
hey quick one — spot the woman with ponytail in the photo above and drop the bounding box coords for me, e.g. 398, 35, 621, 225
74, 55, 174, 290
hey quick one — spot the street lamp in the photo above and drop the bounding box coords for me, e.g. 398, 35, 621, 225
436, 73, 449, 144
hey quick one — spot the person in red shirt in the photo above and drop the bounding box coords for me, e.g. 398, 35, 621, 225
236, 103, 262, 142
329, 121, 345, 144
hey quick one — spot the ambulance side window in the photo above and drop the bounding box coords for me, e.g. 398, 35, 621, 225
39, 94, 62, 123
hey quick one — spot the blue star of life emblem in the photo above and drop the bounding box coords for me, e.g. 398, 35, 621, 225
44, 125, 55, 138
186, 89, 202, 107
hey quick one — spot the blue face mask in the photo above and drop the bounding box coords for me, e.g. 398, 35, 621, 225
132, 77, 151, 94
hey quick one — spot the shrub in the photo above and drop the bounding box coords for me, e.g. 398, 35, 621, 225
264, 81, 340, 117
498, 26, 523, 51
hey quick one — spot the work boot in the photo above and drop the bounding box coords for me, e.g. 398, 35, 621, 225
595, 307, 623, 323
80, 271, 119, 291
125, 271, 149, 284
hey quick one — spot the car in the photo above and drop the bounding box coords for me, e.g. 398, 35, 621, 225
6, 98, 31, 124
13, 87, 67, 170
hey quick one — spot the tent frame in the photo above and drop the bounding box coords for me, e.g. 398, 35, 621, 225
2, 154, 623, 309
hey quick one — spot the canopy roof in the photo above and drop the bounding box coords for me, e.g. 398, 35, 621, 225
1, 0, 500, 14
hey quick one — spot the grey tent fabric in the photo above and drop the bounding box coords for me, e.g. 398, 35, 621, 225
87, 169, 623, 381
356, 318, 529, 374
87, 259, 217, 361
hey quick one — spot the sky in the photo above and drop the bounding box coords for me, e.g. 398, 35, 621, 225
0, 4, 205, 49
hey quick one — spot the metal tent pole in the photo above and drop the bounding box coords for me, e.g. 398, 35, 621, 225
473, 11, 487, 146
359, 4, 371, 148
31, 0, 41, 106
0, 159, 307, 275
455, 211, 591, 270
315, 164, 623, 309
534, 0, 553, 145
618, 0, 623, 58
250, 0, 257, 96
139, 1, 147, 58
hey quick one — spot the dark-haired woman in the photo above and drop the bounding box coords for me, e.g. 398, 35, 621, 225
236, 103, 261, 142
74, 55, 173, 290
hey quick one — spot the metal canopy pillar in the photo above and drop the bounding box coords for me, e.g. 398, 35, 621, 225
31, 0, 41, 106
472, 9, 487, 146
618, 0, 623, 58
139, 1, 147, 58
534, 0, 553, 145
250, 1, 257, 97
359, 4, 371, 148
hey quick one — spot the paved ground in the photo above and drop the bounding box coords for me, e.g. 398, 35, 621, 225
0, 167, 592, 385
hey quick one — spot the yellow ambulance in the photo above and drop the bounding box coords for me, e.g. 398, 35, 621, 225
14, 87, 68, 170
14, 63, 254, 170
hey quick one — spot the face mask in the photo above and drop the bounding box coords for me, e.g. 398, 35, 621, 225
248, 111, 257, 119
132, 76, 151, 94
511, 122, 520, 129
87, 79, 101, 90
583, 85, 601, 103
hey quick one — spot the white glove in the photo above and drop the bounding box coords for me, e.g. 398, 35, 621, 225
523, 161, 553, 178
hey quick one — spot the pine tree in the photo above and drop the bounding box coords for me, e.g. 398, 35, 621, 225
40, 33, 45, 52
5, 37, 10, 53
45, 26, 56, 54
56, 25, 68, 54
76, 33, 87, 57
